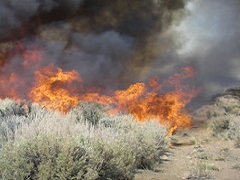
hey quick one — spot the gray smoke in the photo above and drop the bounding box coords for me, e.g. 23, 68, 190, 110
0, 0, 83, 37
0, 0, 186, 90
39, 29, 134, 88
1, 0, 239, 106
172, 0, 240, 102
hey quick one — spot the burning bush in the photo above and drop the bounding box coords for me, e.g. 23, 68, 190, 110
0, 10, 203, 135
0, 99, 168, 179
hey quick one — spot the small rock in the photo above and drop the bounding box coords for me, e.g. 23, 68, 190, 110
160, 155, 171, 161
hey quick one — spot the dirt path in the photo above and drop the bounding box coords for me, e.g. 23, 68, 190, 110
134, 124, 240, 180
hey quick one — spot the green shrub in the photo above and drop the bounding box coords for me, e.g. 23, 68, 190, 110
208, 115, 230, 138
0, 99, 168, 179
0, 100, 61, 147
188, 161, 218, 180
0, 136, 90, 180
0, 99, 30, 146
209, 115, 240, 147
228, 116, 240, 147
207, 92, 240, 146
120, 120, 167, 169
69, 101, 107, 127
214, 95, 240, 115
0, 130, 136, 180
99, 115, 167, 169
86, 137, 136, 180
0, 116, 26, 146
0, 98, 30, 117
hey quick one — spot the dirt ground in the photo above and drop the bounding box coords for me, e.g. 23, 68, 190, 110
134, 120, 240, 180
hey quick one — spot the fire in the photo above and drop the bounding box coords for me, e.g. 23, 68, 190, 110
30, 65, 82, 113
0, 42, 200, 135
79, 67, 198, 134
22, 46, 44, 68
0, 43, 44, 99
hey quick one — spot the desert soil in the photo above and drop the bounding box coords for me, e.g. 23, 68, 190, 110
134, 120, 240, 180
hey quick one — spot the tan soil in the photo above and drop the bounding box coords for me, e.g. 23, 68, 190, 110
134, 122, 240, 180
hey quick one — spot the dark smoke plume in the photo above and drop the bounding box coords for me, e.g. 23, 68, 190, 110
0, 0, 84, 39
0, 0, 186, 89
1, 0, 239, 106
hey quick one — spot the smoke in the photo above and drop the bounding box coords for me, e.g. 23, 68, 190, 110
173, 0, 240, 100
0, 0, 239, 105
0, 0, 84, 38
0, 0, 186, 88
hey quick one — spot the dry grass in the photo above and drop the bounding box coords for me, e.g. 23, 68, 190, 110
0, 99, 168, 179
207, 91, 240, 147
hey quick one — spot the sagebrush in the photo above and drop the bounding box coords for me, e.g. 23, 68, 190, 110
0, 99, 168, 179
207, 93, 240, 147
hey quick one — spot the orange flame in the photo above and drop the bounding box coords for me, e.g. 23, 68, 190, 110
0, 42, 200, 135
79, 67, 199, 135
30, 65, 82, 113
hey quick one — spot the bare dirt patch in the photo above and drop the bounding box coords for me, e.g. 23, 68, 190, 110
135, 124, 240, 180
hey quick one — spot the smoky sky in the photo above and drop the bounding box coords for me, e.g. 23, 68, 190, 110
173, 0, 240, 98
0, 0, 186, 89
0, 0, 239, 104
